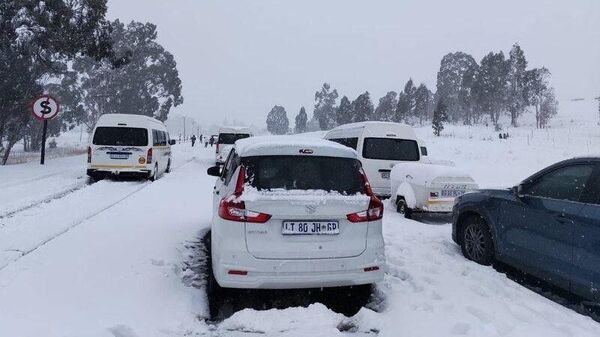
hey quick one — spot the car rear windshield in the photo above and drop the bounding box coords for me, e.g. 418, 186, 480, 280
244, 156, 366, 195
218, 133, 251, 144
92, 127, 148, 146
362, 138, 420, 161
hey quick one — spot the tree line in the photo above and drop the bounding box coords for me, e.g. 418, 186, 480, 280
0, 1, 182, 165
266, 43, 558, 135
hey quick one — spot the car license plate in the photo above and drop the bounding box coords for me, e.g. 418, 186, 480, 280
441, 189, 466, 197
109, 153, 129, 160
381, 171, 390, 179
282, 221, 339, 235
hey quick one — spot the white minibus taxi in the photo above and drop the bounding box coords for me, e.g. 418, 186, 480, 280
87, 114, 175, 181
215, 126, 252, 164
324, 122, 426, 198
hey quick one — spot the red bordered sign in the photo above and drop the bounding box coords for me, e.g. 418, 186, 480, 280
31, 95, 60, 121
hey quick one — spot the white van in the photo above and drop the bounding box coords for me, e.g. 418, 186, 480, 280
324, 122, 426, 197
87, 114, 176, 181
215, 126, 252, 164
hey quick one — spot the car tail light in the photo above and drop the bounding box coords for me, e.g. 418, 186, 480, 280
347, 167, 384, 222
228, 269, 248, 276
87, 146, 92, 163
147, 148, 153, 164
216, 143, 220, 153
218, 166, 271, 223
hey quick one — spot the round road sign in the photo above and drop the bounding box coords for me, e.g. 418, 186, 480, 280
31, 95, 60, 120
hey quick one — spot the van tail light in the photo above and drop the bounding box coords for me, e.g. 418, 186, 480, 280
347, 167, 384, 223
216, 143, 220, 153
87, 146, 92, 163
218, 166, 271, 223
147, 148, 153, 164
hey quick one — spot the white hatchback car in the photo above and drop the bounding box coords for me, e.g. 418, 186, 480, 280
207, 136, 385, 291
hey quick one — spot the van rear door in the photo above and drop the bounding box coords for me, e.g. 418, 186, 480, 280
360, 137, 420, 196
91, 126, 149, 168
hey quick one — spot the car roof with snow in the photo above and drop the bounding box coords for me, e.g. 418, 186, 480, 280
218, 126, 252, 133
391, 162, 475, 185
234, 135, 358, 158
325, 121, 417, 139
95, 113, 165, 129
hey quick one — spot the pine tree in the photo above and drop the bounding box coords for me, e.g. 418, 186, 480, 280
507, 43, 528, 127
266, 105, 289, 135
432, 100, 448, 136
373, 91, 397, 122
351, 92, 374, 122
314, 83, 339, 130
413, 84, 430, 124
336, 96, 353, 125
294, 107, 308, 133
395, 92, 410, 123
436, 52, 478, 123
474, 51, 509, 129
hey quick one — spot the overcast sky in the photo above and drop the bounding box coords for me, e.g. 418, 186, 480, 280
107, 0, 600, 127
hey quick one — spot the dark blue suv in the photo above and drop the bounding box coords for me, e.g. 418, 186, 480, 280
452, 157, 600, 302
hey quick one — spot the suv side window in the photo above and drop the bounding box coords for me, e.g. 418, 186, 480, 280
152, 129, 160, 146
524, 164, 595, 202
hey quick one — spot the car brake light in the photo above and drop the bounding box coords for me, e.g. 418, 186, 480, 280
87, 146, 92, 163
218, 166, 271, 223
216, 143, 220, 153
228, 270, 248, 276
147, 148, 153, 164
347, 167, 384, 222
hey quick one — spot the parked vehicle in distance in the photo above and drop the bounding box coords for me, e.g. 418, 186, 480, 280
87, 114, 175, 181
324, 122, 427, 198
391, 162, 478, 218
206, 136, 385, 298
215, 126, 252, 164
453, 157, 600, 302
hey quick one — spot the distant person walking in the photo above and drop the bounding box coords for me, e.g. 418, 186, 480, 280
191, 135, 197, 147
199, 134, 203, 143
209, 136, 215, 147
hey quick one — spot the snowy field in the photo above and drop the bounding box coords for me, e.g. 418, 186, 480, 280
0, 105, 599, 337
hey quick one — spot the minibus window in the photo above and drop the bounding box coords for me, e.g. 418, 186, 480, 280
362, 138, 419, 161
93, 127, 148, 146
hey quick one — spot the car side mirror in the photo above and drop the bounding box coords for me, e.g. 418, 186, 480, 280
207, 166, 221, 177
169, 139, 176, 145
513, 184, 525, 198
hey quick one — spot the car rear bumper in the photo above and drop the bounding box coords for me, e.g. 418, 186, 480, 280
420, 198, 454, 213
87, 166, 151, 178
213, 245, 385, 289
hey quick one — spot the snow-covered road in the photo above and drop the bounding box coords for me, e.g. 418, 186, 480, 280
1, 137, 599, 337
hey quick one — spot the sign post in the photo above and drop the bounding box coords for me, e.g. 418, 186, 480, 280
31, 95, 60, 165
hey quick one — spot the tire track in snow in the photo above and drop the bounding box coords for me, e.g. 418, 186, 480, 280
0, 157, 197, 271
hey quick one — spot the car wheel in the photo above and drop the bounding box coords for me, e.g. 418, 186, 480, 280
461, 216, 494, 265
396, 198, 412, 219
149, 164, 158, 181
165, 159, 171, 173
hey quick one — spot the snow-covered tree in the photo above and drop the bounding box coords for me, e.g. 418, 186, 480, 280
266, 105, 289, 135
294, 106, 308, 134
436, 52, 478, 122
524, 67, 556, 129
352, 92, 374, 122
336, 96, 353, 125
473, 51, 509, 129
432, 100, 448, 136
507, 43, 528, 127
374, 91, 397, 122
413, 84, 431, 124
314, 83, 338, 130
